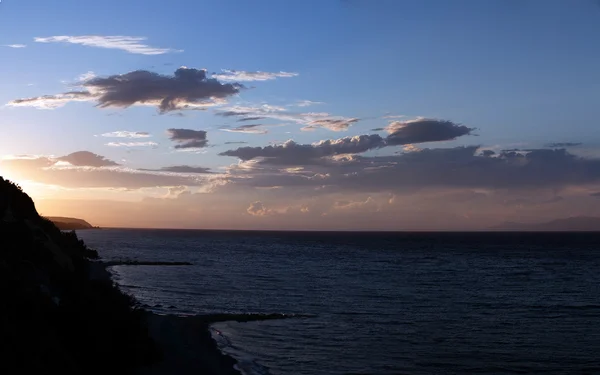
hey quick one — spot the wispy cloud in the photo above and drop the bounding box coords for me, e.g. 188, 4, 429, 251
34, 35, 182, 55
212, 69, 298, 82
220, 124, 269, 134
3, 44, 27, 48
106, 142, 158, 147
77, 71, 96, 83
7, 91, 93, 109
216, 104, 358, 132
100, 131, 151, 138
294, 100, 323, 107
220, 123, 284, 135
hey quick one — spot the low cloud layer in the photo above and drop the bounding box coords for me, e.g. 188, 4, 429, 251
167, 128, 208, 149
0, 153, 214, 189
34, 35, 181, 55
9, 67, 242, 113
247, 201, 274, 216
3, 44, 27, 48
141, 166, 212, 174
57, 151, 119, 167
220, 119, 473, 163
212, 69, 298, 81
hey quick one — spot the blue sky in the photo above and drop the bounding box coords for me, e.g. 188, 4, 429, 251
1, 0, 600, 229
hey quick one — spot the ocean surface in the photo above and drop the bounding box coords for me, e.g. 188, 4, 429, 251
77, 229, 600, 375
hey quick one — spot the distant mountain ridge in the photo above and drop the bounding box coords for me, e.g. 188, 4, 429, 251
46, 216, 94, 230
492, 216, 600, 231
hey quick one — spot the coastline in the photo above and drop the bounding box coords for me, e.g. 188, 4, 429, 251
89, 261, 242, 375
89, 261, 307, 375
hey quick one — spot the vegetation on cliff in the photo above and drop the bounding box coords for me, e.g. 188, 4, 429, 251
0, 177, 159, 374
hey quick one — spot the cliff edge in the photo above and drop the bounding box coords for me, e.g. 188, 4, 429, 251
0, 177, 159, 374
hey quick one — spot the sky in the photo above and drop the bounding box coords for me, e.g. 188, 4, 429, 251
1, 0, 600, 230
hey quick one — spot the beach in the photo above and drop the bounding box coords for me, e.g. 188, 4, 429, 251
89, 261, 242, 375
90, 260, 304, 375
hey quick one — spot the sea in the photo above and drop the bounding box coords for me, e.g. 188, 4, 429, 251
77, 229, 600, 375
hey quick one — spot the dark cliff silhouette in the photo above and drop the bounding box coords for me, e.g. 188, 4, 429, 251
0, 177, 159, 374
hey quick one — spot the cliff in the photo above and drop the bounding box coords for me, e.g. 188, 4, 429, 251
0, 177, 159, 374
46, 216, 95, 230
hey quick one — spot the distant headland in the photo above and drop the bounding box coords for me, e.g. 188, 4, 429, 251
45, 216, 97, 230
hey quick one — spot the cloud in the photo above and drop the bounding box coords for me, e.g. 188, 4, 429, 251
220, 123, 285, 135
212, 69, 298, 82
247, 201, 274, 216
100, 131, 151, 138
590, 192, 600, 198
294, 100, 323, 107
8, 91, 94, 109
333, 196, 379, 212
220, 134, 385, 162
3, 44, 26, 48
545, 142, 582, 148
215, 104, 358, 131
141, 166, 212, 174
220, 119, 472, 163
106, 142, 158, 147
235, 146, 600, 195
34, 35, 181, 55
224, 141, 248, 145
8, 67, 242, 113
302, 117, 359, 132
77, 71, 97, 82
384, 118, 475, 145
167, 128, 208, 149
167, 186, 188, 197
57, 151, 119, 167
0, 153, 216, 189
220, 124, 269, 134
237, 116, 266, 122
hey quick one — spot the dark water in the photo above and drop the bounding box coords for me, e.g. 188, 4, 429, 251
77, 229, 600, 375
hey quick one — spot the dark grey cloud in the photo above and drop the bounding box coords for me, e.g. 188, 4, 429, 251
591, 192, 600, 198
220, 118, 473, 163
9, 67, 242, 113
217, 110, 253, 117
545, 142, 582, 148
237, 117, 266, 122
58, 151, 119, 167
385, 119, 475, 146
167, 128, 208, 149
222, 146, 600, 196
141, 166, 212, 174
224, 141, 248, 145
220, 134, 385, 162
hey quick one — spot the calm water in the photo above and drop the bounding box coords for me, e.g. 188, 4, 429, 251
78, 229, 600, 375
